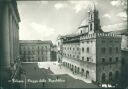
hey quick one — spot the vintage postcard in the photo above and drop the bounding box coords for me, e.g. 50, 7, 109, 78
0, 0, 128, 89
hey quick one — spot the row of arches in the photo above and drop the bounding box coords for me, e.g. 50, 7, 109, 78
63, 62, 90, 78
102, 71, 119, 83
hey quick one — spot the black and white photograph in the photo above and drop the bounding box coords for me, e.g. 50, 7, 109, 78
0, 0, 128, 89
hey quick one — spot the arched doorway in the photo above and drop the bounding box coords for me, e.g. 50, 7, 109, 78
65, 62, 67, 67
71, 65, 73, 71
70, 64, 71, 69
78, 67, 80, 73
75, 66, 77, 73
86, 70, 89, 78
63, 62, 65, 66
102, 73, 106, 83
72, 65, 74, 71
81, 68, 84, 76
67, 63, 69, 68
82, 68, 84, 72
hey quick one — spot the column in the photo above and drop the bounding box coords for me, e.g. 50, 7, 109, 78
0, 1, 11, 88
10, 9, 14, 65
0, 2, 11, 70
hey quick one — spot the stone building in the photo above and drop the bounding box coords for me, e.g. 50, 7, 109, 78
20, 40, 53, 62
51, 45, 57, 61
57, 36, 65, 63
110, 30, 128, 87
0, 0, 21, 88
58, 4, 122, 85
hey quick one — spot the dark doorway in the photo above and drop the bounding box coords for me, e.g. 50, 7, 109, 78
109, 72, 112, 81
102, 73, 106, 83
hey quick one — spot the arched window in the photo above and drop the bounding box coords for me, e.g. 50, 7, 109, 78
87, 47, 89, 53
102, 73, 106, 83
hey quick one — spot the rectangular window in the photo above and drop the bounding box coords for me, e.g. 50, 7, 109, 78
116, 57, 118, 62
90, 23, 92, 31
87, 57, 89, 61
102, 40, 105, 43
82, 47, 84, 52
82, 57, 84, 61
109, 47, 112, 54
102, 58, 105, 63
109, 57, 112, 62
87, 47, 89, 53
81, 30, 82, 34
116, 47, 119, 53
101, 47, 106, 54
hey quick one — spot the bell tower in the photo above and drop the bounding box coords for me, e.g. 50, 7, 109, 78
88, 2, 103, 34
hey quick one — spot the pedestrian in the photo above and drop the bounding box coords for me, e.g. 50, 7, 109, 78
42, 82, 45, 87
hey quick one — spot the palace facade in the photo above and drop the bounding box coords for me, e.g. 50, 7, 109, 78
19, 40, 53, 62
57, 4, 122, 85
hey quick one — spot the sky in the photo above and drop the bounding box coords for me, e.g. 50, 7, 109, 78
17, 0, 127, 44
